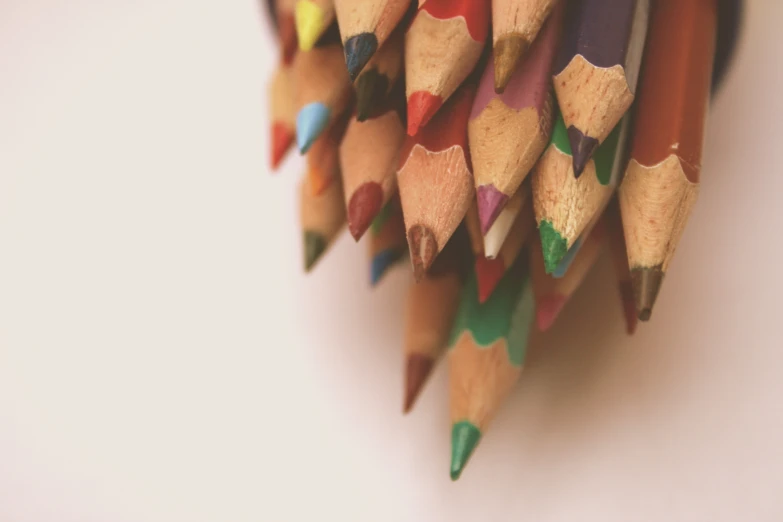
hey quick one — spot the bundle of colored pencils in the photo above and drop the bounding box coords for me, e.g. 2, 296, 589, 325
265, 0, 740, 480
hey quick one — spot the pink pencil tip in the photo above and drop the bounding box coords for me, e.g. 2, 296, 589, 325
536, 294, 567, 332
406, 91, 442, 136
476, 185, 509, 235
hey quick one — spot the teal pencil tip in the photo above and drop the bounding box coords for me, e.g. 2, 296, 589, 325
296, 102, 331, 153
538, 220, 568, 274
450, 421, 482, 481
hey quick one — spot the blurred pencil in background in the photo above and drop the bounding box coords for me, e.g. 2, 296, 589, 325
295, 0, 337, 51
300, 171, 346, 271
354, 28, 405, 122
368, 197, 408, 286
269, 64, 297, 170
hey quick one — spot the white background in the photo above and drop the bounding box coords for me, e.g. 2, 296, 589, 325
1, 1, 782, 521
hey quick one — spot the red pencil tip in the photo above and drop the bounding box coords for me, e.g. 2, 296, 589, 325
406, 91, 442, 136
475, 257, 505, 304
536, 294, 567, 332
271, 122, 294, 170
347, 182, 383, 241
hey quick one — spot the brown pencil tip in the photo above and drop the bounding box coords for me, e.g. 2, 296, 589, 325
631, 267, 664, 322
408, 225, 438, 282
403, 354, 435, 414
493, 35, 528, 94
347, 182, 383, 241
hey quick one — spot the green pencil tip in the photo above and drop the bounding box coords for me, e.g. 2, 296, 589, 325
538, 220, 568, 274
303, 231, 327, 272
450, 421, 482, 481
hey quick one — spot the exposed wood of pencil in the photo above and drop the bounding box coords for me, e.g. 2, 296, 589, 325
618, 0, 715, 321
269, 64, 297, 169
552, 0, 650, 175
300, 171, 346, 271
530, 218, 605, 331
397, 85, 476, 281
491, 0, 558, 92
340, 107, 405, 240
335, 0, 411, 44
404, 0, 489, 134
369, 198, 407, 257
294, 43, 352, 116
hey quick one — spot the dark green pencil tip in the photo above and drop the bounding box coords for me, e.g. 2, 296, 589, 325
303, 231, 327, 272
450, 421, 482, 481
631, 266, 664, 322
538, 221, 568, 274
355, 68, 389, 122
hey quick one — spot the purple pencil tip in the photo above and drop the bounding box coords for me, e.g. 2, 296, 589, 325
476, 185, 509, 235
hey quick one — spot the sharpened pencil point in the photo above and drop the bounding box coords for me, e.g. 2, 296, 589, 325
536, 294, 567, 331
403, 354, 435, 413
303, 231, 327, 272
475, 257, 505, 304
408, 225, 438, 282
494, 35, 529, 94
370, 248, 404, 286
567, 126, 599, 178
632, 267, 664, 322
270, 122, 294, 170
348, 182, 383, 241
296, 102, 331, 153
406, 91, 442, 136
476, 185, 509, 235
344, 33, 378, 82
450, 421, 481, 481
355, 68, 389, 122
294, 0, 325, 51
538, 221, 568, 274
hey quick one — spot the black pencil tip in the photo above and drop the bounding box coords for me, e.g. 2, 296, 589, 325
568, 126, 599, 178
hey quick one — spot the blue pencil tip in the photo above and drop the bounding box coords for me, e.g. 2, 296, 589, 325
370, 249, 404, 286
296, 102, 331, 153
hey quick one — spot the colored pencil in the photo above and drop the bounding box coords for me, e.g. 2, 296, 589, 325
530, 215, 605, 331
368, 196, 408, 286
403, 225, 470, 413
299, 170, 346, 272
606, 196, 637, 335
306, 112, 350, 195
532, 110, 628, 274
466, 189, 534, 303
404, 0, 490, 135
293, 43, 353, 153
552, 0, 650, 177
618, 0, 716, 321
483, 183, 530, 259
492, 0, 558, 93
397, 84, 476, 281
449, 254, 535, 480
269, 63, 297, 170
469, 6, 562, 233
295, 0, 336, 51
354, 28, 405, 122
335, 0, 413, 80
340, 99, 405, 240
276, 0, 299, 65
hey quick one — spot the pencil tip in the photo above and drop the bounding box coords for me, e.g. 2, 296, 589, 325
403, 354, 435, 413
370, 248, 404, 286
303, 231, 327, 272
538, 221, 568, 274
348, 182, 383, 240
536, 294, 567, 331
294, 0, 324, 51
476, 185, 509, 235
408, 225, 438, 282
270, 122, 294, 170
355, 68, 388, 122
619, 280, 638, 335
296, 102, 331, 153
344, 33, 378, 82
450, 421, 481, 481
493, 35, 528, 94
632, 267, 664, 322
475, 257, 505, 304
567, 126, 599, 178
406, 91, 442, 136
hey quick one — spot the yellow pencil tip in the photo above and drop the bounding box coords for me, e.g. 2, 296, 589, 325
295, 1, 324, 52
